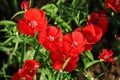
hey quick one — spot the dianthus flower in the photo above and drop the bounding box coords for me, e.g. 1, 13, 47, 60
82, 25, 103, 44
63, 31, 86, 56
50, 48, 79, 72
18, 8, 48, 36
98, 49, 114, 64
38, 26, 63, 51
81, 25, 103, 50
87, 12, 108, 34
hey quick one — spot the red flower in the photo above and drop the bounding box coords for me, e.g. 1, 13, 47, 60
63, 31, 86, 56
38, 26, 63, 51
50, 49, 79, 72
82, 25, 103, 44
21, 0, 30, 10
105, 0, 120, 12
98, 49, 114, 64
87, 12, 108, 34
80, 25, 103, 50
12, 60, 40, 80
18, 8, 48, 36
21, 60, 40, 77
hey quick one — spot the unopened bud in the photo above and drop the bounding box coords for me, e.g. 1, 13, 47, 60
21, 0, 30, 10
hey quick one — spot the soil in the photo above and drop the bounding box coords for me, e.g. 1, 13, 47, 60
90, 59, 120, 80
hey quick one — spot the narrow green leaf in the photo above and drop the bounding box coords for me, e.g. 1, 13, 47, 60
0, 46, 12, 53
41, 4, 58, 15
56, 0, 66, 6
1, 37, 14, 45
84, 60, 102, 70
85, 51, 94, 61
56, 72, 61, 80
81, 54, 91, 66
29, 0, 33, 8
0, 20, 17, 25
95, 73, 104, 78
11, 11, 25, 19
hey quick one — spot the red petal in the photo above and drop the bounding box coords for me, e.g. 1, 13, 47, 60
24, 8, 42, 21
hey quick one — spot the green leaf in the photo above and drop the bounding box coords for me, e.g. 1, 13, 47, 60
11, 11, 25, 19
85, 51, 94, 61
29, 0, 33, 8
0, 20, 17, 25
56, 0, 66, 6
56, 72, 61, 80
1, 37, 14, 45
95, 73, 104, 78
84, 60, 102, 70
41, 4, 58, 15
81, 54, 91, 66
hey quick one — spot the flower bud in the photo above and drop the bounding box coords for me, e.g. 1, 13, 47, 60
21, 0, 30, 10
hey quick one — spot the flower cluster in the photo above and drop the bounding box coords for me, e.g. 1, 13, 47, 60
12, 0, 118, 79
17, 7, 110, 72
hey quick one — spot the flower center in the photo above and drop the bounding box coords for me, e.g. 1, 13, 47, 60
104, 55, 109, 59
47, 35, 54, 41
29, 20, 38, 28
30, 69, 33, 73
63, 55, 66, 61
72, 41, 78, 47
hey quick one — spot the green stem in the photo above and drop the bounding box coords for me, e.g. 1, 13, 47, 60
8, 36, 19, 65
20, 41, 26, 67
2, 37, 13, 45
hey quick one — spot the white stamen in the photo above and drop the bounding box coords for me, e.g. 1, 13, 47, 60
47, 35, 54, 41
104, 55, 109, 59
72, 41, 78, 47
29, 20, 37, 28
